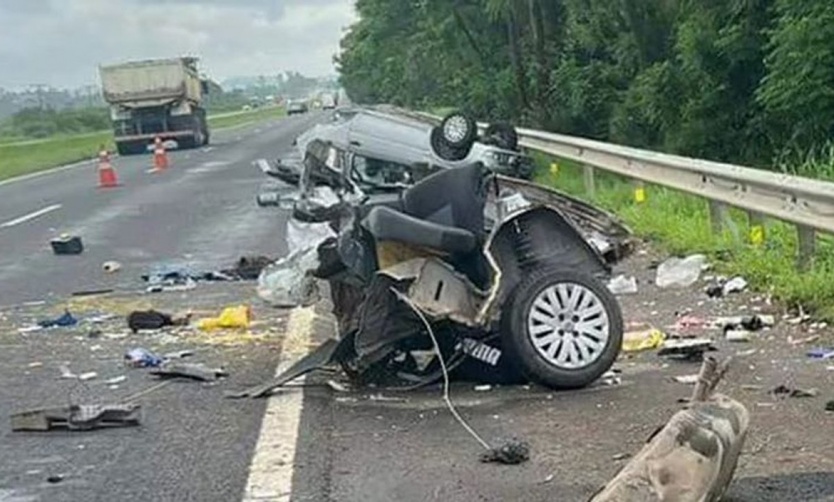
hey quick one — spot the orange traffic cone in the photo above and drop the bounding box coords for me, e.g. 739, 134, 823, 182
97, 148, 119, 188
152, 136, 169, 171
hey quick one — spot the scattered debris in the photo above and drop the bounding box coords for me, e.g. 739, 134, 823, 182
196, 305, 251, 331
38, 311, 77, 328
771, 385, 818, 398
28, 362, 43, 368
789, 334, 820, 346
672, 314, 709, 332
721, 276, 748, 296
146, 280, 197, 294
50, 234, 83, 255
479, 439, 530, 465
807, 348, 834, 360
125, 348, 164, 368
717, 315, 775, 332
612, 453, 631, 461
102, 261, 122, 273
657, 338, 717, 360
78, 372, 98, 381
59, 364, 76, 379
826, 401, 834, 412
327, 380, 349, 392
224, 255, 274, 280
655, 254, 708, 288
607, 275, 638, 295
71, 289, 114, 297
736, 349, 758, 357
541, 474, 555, 484
46, 475, 64, 484
673, 374, 700, 385
474, 384, 493, 392
600, 370, 622, 386
622, 327, 666, 353
162, 350, 194, 360
149, 362, 228, 382
127, 310, 189, 333
105, 375, 127, 385
590, 357, 748, 502
11, 404, 141, 431
725, 330, 753, 343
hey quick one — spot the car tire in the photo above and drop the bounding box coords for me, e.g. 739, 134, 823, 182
483, 122, 519, 151
430, 126, 470, 162
500, 267, 623, 389
439, 112, 477, 150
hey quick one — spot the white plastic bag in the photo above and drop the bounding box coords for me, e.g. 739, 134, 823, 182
286, 219, 336, 256
655, 254, 708, 289
256, 247, 321, 307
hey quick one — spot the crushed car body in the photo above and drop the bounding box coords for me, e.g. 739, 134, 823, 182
237, 111, 636, 398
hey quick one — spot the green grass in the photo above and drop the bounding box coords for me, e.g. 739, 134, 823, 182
537, 154, 834, 319
0, 106, 287, 182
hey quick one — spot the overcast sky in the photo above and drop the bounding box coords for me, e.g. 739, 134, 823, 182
0, 0, 357, 90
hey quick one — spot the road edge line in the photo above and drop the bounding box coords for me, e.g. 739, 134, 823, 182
242, 306, 316, 502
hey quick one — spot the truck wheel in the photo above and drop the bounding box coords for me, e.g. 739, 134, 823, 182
116, 141, 145, 156
500, 267, 623, 389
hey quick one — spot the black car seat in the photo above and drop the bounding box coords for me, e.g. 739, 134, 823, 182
361, 163, 487, 255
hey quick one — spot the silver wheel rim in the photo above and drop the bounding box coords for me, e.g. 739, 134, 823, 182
443, 116, 469, 143
526, 282, 610, 370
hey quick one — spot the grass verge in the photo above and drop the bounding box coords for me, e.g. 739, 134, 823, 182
0, 106, 287, 182
535, 154, 834, 319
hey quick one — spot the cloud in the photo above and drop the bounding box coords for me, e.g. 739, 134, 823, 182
0, 0, 357, 89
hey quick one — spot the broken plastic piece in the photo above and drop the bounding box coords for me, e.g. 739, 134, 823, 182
257, 247, 321, 308
149, 363, 228, 382
102, 261, 122, 273
807, 348, 834, 360
771, 385, 818, 398
725, 330, 752, 343
607, 275, 638, 295
657, 338, 717, 360
11, 404, 141, 431
722, 276, 748, 296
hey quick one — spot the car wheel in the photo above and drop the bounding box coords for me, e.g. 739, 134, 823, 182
439, 112, 477, 150
500, 267, 623, 389
430, 126, 470, 162
483, 122, 519, 151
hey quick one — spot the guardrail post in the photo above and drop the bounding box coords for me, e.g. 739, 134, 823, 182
583, 164, 596, 197
709, 201, 728, 235
797, 226, 816, 271
747, 211, 765, 246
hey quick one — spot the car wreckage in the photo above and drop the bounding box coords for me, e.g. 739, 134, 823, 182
233, 111, 635, 398
255, 107, 535, 205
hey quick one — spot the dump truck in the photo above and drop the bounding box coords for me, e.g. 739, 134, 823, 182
99, 57, 210, 155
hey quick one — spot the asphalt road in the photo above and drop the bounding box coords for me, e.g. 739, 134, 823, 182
0, 112, 323, 305
1, 110, 833, 502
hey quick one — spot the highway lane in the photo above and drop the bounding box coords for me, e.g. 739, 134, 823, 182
0, 113, 324, 305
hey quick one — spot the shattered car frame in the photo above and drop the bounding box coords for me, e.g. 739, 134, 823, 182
235, 130, 635, 397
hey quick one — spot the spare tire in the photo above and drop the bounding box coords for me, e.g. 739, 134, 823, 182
483, 122, 519, 151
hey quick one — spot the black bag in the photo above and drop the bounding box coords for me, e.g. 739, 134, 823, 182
127, 310, 174, 333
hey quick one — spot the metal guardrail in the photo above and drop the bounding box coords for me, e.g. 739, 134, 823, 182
389, 106, 832, 269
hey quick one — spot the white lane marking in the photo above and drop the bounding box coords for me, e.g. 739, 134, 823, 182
243, 307, 315, 502
0, 204, 62, 228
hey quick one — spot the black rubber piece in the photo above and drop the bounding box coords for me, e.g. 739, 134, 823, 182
500, 267, 623, 389
483, 122, 519, 151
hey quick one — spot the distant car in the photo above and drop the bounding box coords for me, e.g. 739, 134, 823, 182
287, 100, 309, 115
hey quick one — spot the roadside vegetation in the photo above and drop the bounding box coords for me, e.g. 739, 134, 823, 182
0, 105, 286, 182
534, 156, 834, 319
339, 0, 834, 317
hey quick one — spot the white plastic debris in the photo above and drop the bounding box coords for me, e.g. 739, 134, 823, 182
655, 254, 708, 288
78, 372, 98, 381
722, 276, 748, 296
257, 247, 321, 307
607, 275, 638, 295
286, 218, 336, 256
726, 330, 752, 343
674, 374, 700, 385
105, 375, 127, 385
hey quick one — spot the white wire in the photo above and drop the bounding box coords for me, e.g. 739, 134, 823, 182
391, 288, 492, 451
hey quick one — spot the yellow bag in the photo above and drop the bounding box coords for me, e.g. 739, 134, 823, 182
197, 305, 251, 331
622, 328, 666, 352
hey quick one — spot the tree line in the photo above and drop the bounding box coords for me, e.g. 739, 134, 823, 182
336, 0, 834, 168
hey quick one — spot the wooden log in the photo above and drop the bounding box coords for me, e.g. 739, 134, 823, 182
589, 357, 749, 502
